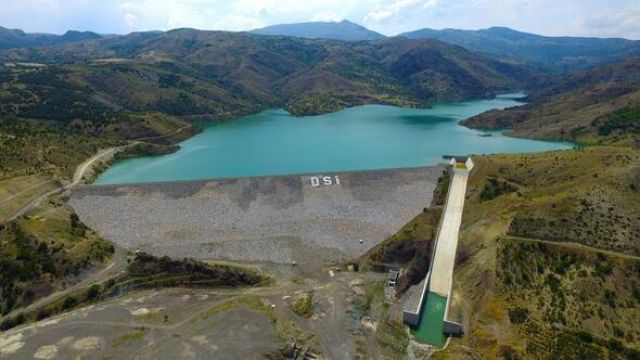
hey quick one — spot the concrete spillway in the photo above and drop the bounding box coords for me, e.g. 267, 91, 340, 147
404, 157, 473, 347
428, 164, 470, 297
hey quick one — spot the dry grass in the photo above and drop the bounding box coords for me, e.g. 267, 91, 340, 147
436, 146, 640, 359
0, 175, 61, 222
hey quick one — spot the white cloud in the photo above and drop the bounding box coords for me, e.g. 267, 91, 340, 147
123, 12, 137, 27
364, 0, 438, 23
580, 6, 640, 39
210, 15, 265, 32
231, 0, 293, 16
311, 12, 344, 22
115, 0, 355, 32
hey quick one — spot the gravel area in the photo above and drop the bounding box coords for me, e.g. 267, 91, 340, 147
70, 166, 444, 265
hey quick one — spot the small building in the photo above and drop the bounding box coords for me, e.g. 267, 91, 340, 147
387, 269, 399, 288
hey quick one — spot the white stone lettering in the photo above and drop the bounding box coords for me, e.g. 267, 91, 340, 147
310, 175, 341, 187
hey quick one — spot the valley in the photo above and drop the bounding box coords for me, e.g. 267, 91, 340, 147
0, 15, 638, 360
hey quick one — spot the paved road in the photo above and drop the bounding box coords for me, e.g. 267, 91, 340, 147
428, 167, 470, 297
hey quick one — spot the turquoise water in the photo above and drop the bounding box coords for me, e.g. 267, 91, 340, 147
411, 292, 448, 347
96, 94, 573, 184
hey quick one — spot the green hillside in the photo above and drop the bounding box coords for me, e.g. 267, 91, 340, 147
426, 146, 640, 359
400, 26, 640, 73
0, 206, 114, 316
462, 59, 640, 145
0, 29, 539, 116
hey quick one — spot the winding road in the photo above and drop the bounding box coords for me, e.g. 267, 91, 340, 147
5, 122, 194, 221
7, 143, 136, 221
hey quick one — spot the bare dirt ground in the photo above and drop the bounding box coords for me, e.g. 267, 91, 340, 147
0, 267, 401, 360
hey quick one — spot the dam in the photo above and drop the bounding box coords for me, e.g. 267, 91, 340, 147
70, 166, 445, 268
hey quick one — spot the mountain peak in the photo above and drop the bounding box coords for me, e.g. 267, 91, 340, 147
61, 30, 101, 41
486, 26, 519, 33
251, 20, 385, 41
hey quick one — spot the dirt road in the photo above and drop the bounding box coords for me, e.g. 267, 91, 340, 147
7, 143, 135, 221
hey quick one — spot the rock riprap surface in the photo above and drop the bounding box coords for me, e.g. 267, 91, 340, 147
70, 167, 444, 265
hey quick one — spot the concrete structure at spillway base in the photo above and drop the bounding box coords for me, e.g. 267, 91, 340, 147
403, 156, 473, 347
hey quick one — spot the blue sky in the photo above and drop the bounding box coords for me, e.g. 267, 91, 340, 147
0, 0, 638, 39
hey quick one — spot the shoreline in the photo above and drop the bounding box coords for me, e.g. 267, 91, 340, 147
93, 93, 575, 186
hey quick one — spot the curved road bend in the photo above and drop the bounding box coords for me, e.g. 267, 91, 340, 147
1, 124, 196, 319
6, 122, 194, 221
7, 143, 136, 221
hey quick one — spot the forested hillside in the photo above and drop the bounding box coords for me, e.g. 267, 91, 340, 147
0, 29, 539, 117
400, 26, 640, 73
462, 59, 640, 144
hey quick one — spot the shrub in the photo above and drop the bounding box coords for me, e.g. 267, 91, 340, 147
291, 291, 314, 318
604, 290, 616, 308
595, 262, 613, 276
62, 296, 77, 310
595, 107, 640, 135
607, 338, 623, 352
36, 307, 51, 321
480, 178, 517, 201
576, 331, 593, 343
86, 284, 101, 300
508, 306, 529, 324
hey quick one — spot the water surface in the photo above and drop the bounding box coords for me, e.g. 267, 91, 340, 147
411, 292, 447, 347
97, 94, 573, 184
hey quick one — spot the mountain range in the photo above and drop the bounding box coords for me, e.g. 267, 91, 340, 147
0, 28, 538, 126
3, 22, 638, 74
400, 26, 640, 73
1, 22, 637, 145
228, 21, 640, 74
0, 26, 102, 49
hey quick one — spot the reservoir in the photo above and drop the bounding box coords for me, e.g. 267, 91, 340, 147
96, 94, 573, 184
